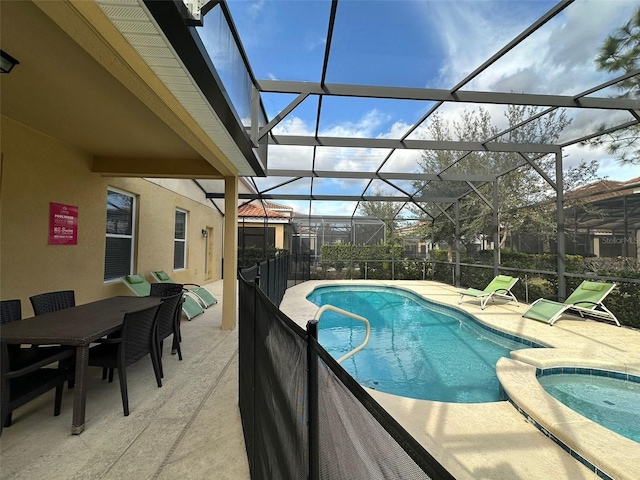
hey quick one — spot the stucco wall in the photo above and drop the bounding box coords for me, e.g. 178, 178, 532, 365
0, 117, 223, 317
238, 220, 287, 249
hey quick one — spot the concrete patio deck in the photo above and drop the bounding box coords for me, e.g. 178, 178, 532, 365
280, 280, 640, 480
2, 279, 639, 479
0, 280, 250, 480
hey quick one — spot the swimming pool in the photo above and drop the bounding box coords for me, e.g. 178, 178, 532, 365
307, 285, 542, 403
538, 370, 640, 443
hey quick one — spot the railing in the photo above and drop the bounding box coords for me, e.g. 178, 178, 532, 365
237, 272, 454, 480
313, 305, 370, 364
305, 257, 640, 328
239, 252, 289, 306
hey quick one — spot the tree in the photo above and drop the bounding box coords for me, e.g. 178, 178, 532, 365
585, 7, 640, 165
412, 105, 599, 259
356, 187, 403, 242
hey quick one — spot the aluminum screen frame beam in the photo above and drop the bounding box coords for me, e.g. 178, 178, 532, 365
265, 170, 497, 182
206, 193, 461, 203
256, 81, 639, 111
268, 136, 561, 153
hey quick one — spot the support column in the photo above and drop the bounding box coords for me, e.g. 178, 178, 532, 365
222, 175, 238, 330
623, 196, 629, 258
555, 151, 566, 300
493, 179, 499, 275
455, 201, 461, 287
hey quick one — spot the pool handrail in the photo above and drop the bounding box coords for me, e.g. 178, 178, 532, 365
313, 305, 371, 364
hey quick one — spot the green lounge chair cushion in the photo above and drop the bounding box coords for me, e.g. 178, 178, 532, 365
580, 281, 606, 292
126, 274, 145, 284
564, 282, 614, 308
484, 275, 515, 292
156, 270, 170, 281
461, 275, 517, 297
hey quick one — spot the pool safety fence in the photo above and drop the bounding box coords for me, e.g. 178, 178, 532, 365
289, 253, 311, 287
238, 273, 455, 480
239, 252, 289, 307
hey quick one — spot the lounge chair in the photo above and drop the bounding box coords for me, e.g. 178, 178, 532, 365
458, 275, 519, 310
120, 274, 204, 321
522, 280, 619, 326
150, 270, 218, 308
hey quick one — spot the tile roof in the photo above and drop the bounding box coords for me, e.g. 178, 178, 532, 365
264, 200, 293, 211
565, 176, 640, 202
238, 203, 289, 218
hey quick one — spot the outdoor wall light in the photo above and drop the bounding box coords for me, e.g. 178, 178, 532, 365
201, 229, 208, 238
0, 50, 20, 74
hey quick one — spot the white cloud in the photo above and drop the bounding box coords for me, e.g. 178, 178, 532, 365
247, 0, 266, 20
247, 1, 640, 213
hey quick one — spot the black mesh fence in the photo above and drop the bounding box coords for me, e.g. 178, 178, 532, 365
238, 272, 454, 480
240, 253, 289, 307
289, 253, 311, 286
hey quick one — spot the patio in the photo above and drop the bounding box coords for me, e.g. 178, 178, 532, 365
3, 279, 639, 479
0, 280, 250, 480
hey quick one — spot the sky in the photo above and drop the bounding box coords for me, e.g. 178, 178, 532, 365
200, 0, 640, 216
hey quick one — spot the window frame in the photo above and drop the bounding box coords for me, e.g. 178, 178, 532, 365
174, 208, 188, 270
104, 187, 136, 282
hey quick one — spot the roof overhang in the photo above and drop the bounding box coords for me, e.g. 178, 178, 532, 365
0, 0, 264, 179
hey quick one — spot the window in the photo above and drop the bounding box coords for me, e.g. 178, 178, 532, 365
174, 209, 187, 269
104, 188, 135, 281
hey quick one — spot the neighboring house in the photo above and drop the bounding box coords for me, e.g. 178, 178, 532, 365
510, 177, 640, 259
238, 201, 293, 252
563, 177, 640, 259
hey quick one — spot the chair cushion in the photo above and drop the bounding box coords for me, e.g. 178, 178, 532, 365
581, 281, 606, 292
126, 274, 145, 284
156, 271, 170, 281
495, 275, 513, 282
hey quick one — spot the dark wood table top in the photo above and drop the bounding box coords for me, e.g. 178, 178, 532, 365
0, 296, 162, 346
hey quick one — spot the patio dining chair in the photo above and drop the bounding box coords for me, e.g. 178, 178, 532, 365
121, 274, 204, 321
1, 301, 71, 433
88, 303, 163, 416
150, 284, 184, 377
29, 291, 77, 380
4, 298, 76, 388
1, 300, 23, 359
522, 281, 620, 326
150, 270, 218, 308
29, 290, 75, 316
458, 275, 519, 310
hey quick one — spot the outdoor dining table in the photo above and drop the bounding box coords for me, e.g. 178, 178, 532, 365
0, 295, 162, 434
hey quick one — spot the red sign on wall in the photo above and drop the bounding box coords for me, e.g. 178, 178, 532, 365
49, 203, 78, 245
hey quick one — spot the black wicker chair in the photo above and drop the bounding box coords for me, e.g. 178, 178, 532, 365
88, 303, 163, 416
29, 290, 75, 316
27, 292, 77, 387
150, 283, 184, 365
1, 300, 70, 434
0, 300, 22, 359
0, 299, 21, 325
0, 299, 74, 399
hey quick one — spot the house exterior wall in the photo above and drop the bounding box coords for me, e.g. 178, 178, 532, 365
238, 220, 287, 249
0, 117, 223, 317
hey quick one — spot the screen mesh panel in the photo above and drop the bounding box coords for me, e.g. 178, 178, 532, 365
238, 269, 454, 480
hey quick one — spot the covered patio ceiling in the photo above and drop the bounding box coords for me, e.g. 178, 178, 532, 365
190, 0, 639, 228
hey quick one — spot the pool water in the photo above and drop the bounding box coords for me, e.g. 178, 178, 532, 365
307, 285, 534, 403
539, 373, 640, 443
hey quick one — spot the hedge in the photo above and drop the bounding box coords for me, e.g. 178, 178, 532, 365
313, 246, 640, 329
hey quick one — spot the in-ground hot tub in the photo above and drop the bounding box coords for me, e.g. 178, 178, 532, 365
537, 368, 640, 444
